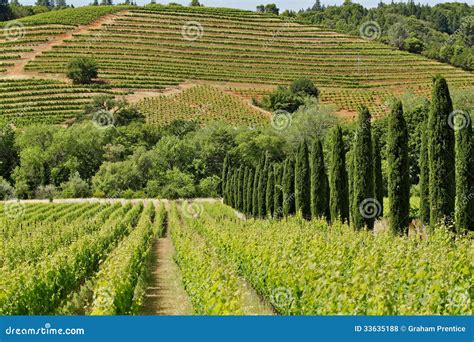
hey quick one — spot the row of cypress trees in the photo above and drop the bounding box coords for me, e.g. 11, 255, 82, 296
222, 76, 473, 233
222, 131, 348, 223
419, 76, 473, 232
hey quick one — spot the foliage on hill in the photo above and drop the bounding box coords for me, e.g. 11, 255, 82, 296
298, 1, 473, 71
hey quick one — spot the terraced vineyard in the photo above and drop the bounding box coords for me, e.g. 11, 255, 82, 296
0, 79, 127, 125
137, 84, 270, 127
0, 23, 72, 72
0, 6, 124, 75
26, 6, 474, 90
0, 4, 473, 124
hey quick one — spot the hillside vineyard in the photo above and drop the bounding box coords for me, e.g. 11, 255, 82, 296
0, 2, 473, 319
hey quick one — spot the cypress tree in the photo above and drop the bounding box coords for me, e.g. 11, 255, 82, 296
428, 76, 455, 226
232, 168, 238, 209
310, 138, 330, 220
329, 125, 350, 223
455, 114, 473, 232
236, 166, 242, 211
252, 165, 260, 217
225, 168, 232, 207
246, 169, 254, 216
387, 101, 410, 234
257, 156, 268, 218
347, 144, 356, 224
274, 164, 284, 219
266, 165, 274, 217
295, 141, 311, 219
352, 106, 375, 229
242, 167, 249, 214
373, 134, 384, 218
282, 158, 296, 217
221, 154, 229, 199
419, 119, 430, 225
228, 167, 234, 208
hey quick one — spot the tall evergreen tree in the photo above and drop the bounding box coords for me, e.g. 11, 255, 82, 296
274, 164, 284, 219
310, 138, 330, 220
419, 119, 430, 225
295, 141, 311, 219
347, 143, 356, 224
373, 133, 384, 218
246, 169, 254, 216
266, 165, 274, 218
329, 125, 350, 223
221, 154, 229, 199
428, 76, 455, 226
225, 168, 232, 207
257, 156, 268, 218
282, 158, 296, 217
455, 114, 473, 232
236, 167, 242, 211
352, 106, 375, 229
252, 165, 260, 217
387, 101, 410, 234
232, 168, 238, 209
242, 167, 249, 214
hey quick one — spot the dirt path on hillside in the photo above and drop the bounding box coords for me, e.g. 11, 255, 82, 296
1, 11, 129, 81
123, 82, 196, 104
140, 228, 193, 315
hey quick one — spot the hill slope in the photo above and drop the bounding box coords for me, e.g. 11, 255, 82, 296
1, 5, 473, 125
26, 5, 473, 89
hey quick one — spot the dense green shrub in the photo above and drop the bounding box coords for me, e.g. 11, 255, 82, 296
67, 57, 98, 84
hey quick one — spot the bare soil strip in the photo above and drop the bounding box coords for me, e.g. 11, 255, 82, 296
239, 277, 275, 315
140, 229, 193, 315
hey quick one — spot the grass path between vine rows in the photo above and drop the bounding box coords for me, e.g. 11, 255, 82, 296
140, 224, 193, 315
